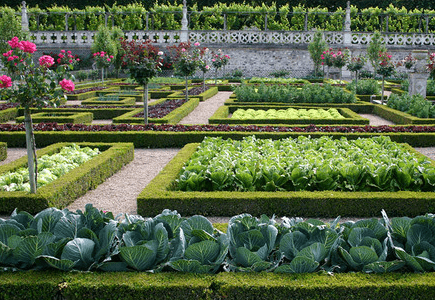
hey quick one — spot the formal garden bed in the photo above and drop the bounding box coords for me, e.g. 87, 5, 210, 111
15, 111, 94, 124
210, 106, 368, 125
0, 142, 6, 161
137, 136, 435, 217
0, 142, 134, 214
81, 95, 136, 106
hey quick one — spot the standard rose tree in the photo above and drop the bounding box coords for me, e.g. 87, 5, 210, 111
0, 37, 77, 193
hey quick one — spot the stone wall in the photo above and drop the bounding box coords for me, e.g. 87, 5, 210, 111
33, 43, 435, 79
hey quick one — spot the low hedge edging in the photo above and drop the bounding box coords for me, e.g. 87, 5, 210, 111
3, 130, 435, 148
137, 142, 435, 217
373, 104, 435, 125
168, 86, 219, 101
0, 142, 134, 214
16, 106, 138, 120
0, 272, 434, 299
81, 96, 136, 106
0, 107, 18, 122
0, 142, 6, 161
15, 112, 94, 124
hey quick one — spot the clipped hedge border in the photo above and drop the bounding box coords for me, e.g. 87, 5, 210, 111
373, 104, 435, 125
0, 107, 18, 123
81, 96, 136, 106
15, 112, 93, 124
137, 142, 435, 217
224, 98, 374, 112
16, 106, 137, 120
0, 142, 6, 161
0, 142, 134, 214
4, 130, 435, 148
113, 97, 200, 124
209, 106, 369, 125
1, 271, 435, 299
168, 86, 219, 101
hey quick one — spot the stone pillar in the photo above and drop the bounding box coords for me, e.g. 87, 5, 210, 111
409, 50, 430, 97
21, 1, 29, 32
180, 0, 189, 42
342, 1, 352, 81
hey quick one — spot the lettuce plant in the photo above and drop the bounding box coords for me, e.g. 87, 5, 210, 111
231, 108, 345, 120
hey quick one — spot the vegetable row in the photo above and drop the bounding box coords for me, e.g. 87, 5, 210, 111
231, 108, 345, 120
233, 84, 356, 104
1, 205, 435, 274
176, 136, 435, 192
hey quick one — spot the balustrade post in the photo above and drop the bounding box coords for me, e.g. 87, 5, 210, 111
105, 12, 108, 27
146, 13, 149, 30
342, 1, 352, 80
265, 13, 268, 30
385, 15, 389, 33
304, 12, 308, 31
65, 13, 68, 31
223, 14, 227, 30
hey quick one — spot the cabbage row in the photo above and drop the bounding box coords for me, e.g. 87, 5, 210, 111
176, 136, 435, 192
0, 144, 100, 192
2, 205, 435, 274
233, 83, 357, 104
231, 108, 345, 120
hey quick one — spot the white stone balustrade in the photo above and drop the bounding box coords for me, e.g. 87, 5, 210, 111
28, 30, 435, 48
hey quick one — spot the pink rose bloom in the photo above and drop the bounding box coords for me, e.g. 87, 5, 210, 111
7, 56, 15, 62
58, 54, 64, 58
225, 55, 230, 58
60, 49, 65, 53
332, 54, 337, 58
0, 75, 12, 88
7, 37, 20, 49
157, 51, 164, 56
67, 50, 72, 54
205, 65, 210, 70
194, 42, 200, 46
18, 41, 37, 53
107, 58, 111, 62
101, 51, 106, 55
337, 51, 342, 55
59, 79, 75, 92
323, 51, 326, 54
212, 58, 216, 62
388, 55, 392, 58
181, 48, 186, 52
39, 55, 55, 68
100, 53, 105, 57
57, 58, 62, 64
76, 58, 80, 62
69, 60, 73, 63
109, 55, 114, 59
93, 52, 99, 56
3, 50, 13, 57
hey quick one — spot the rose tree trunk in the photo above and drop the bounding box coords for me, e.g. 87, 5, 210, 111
24, 107, 37, 193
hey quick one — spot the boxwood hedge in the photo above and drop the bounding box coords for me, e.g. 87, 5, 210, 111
0, 142, 6, 161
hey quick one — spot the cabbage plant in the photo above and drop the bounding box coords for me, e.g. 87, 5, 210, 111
225, 214, 283, 272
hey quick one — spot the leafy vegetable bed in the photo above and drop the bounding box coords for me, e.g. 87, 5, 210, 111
0, 142, 134, 214
231, 108, 345, 120
1, 206, 435, 276
176, 136, 434, 192
0, 144, 100, 192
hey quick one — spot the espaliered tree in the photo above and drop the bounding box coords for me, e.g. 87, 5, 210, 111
367, 31, 387, 77
121, 38, 163, 124
0, 37, 77, 193
308, 30, 327, 77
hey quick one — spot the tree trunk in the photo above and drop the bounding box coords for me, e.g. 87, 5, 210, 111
381, 75, 385, 104
202, 71, 205, 91
185, 76, 189, 102
101, 67, 104, 83
143, 83, 148, 124
24, 107, 37, 193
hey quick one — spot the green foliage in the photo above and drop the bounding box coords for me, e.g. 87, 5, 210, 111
346, 79, 380, 95
387, 93, 435, 118
367, 31, 387, 75
91, 25, 118, 68
234, 83, 356, 104
308, 30, 328, 75
248, 77, 310, 84
0, 142, 6, 162
0, 8, 24, 55
175, 135, 435, 192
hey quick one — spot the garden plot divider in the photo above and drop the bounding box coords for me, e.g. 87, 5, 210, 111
15, 112, 94, 124
0, 142, 134, 214
0, 142, 6, 161
16, 107, 139, 120
137, 142, 435, 218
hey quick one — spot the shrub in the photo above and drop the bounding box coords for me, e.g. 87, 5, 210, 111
387, 93, 435, 118
346, 79, 380, 95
